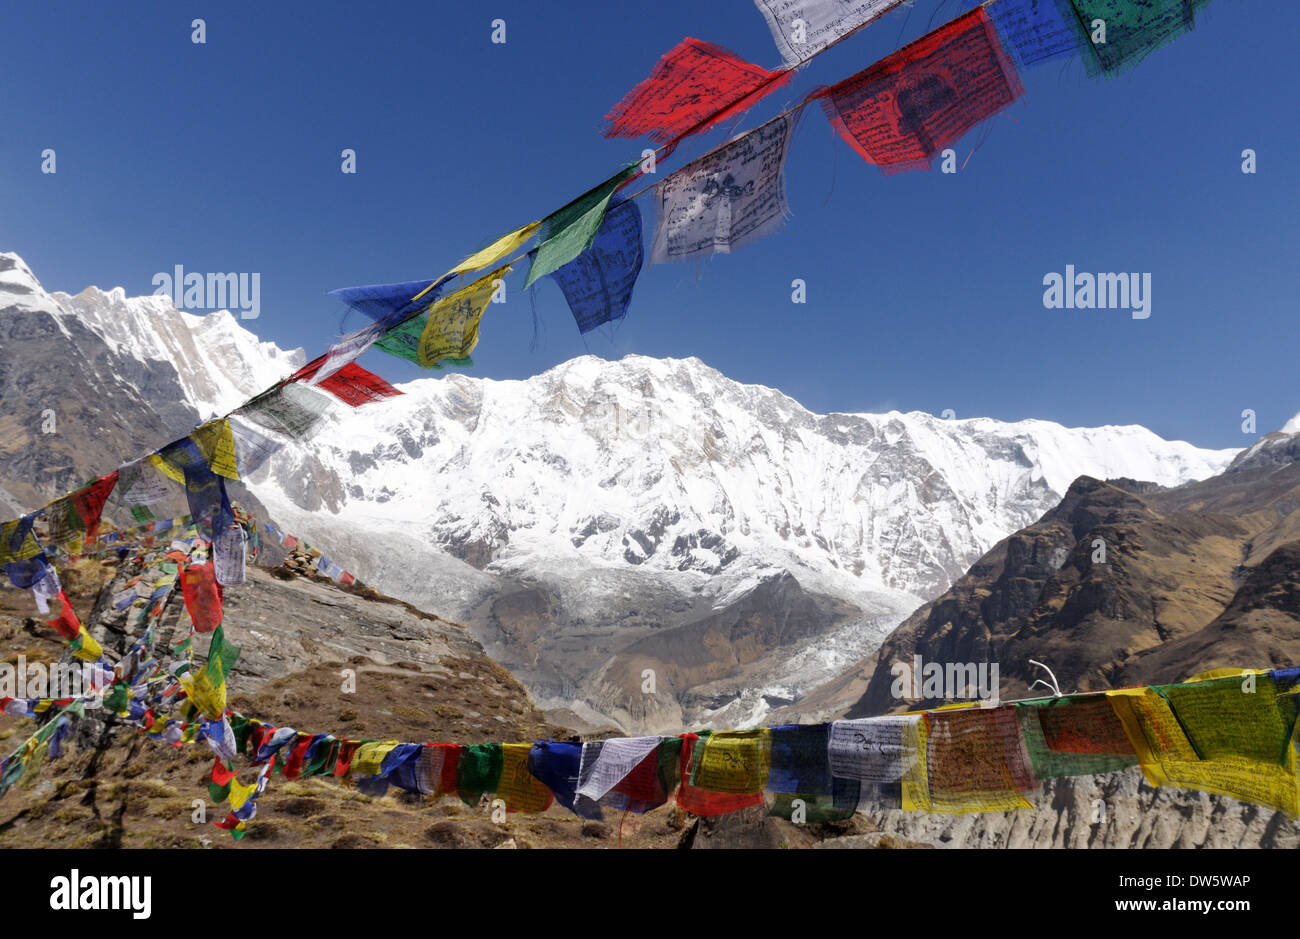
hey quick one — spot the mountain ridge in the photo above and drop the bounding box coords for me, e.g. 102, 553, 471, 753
0, 250, 1245, 731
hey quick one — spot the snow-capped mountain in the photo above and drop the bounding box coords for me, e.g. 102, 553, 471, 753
0, 251, 1243, 730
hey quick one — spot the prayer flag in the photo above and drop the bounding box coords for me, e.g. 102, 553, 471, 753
498, 743, 554, 813
1067, 0, 1198, 76
442, 222, 540, 283
916, 707, 1037, 813
753, 0, 905, 65
549, 199, 643, 334
236, 382, 333, 440
289, 359, 403, 407
1016, 694, 1138, 778
677, 733, 763, 816
524, 165, 642, 288
986, 0, 1087, 68
649, 113, 794, 264
604, 37, 792, 144
376, 266, 507, 368
819, 6, 1023, 174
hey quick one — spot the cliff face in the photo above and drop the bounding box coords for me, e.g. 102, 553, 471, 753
865, 769, 1300, 850
837, 456, 1300, 719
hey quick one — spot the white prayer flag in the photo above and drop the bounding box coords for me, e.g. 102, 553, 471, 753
575, 736, 663, 803
649, 114, 794, 265
828, 715, 921, 783
752, 0, 904, 66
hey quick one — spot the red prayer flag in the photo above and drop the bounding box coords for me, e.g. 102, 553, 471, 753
211, 757, 238, 786
675, 734, 763, 816
70, 472, 119, 540
46, 590, 82, 642
180, 561, 224, 633
605, 38, 793, 145
333, 740, 361, 777
282, 733, 316, 780
290, 359, 402, 407
819, 6, 1023, 174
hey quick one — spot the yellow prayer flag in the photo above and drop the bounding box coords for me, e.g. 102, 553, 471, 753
901, 714, 933, 812
1108, 686, 1300, 816
417, 265, 509, 368
352, 740, 400, 776
178, 668, 227, 721
191, 420, 240, 481
693, 729, 771, 794
228, 777, 259, 812
72, 629, 104, 663
439, 222, 539, 285
0, 520, 43, 565
497, 743, 553, 814
148, 454, 186, 485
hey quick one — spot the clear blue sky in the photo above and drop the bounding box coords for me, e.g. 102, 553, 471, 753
2, 0, 1293, 449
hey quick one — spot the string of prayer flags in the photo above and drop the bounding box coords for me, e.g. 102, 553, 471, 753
649, 113, 795, 264
235, 382, 333, 441
1109, 674, 1300, 816
548, 199, 643, 334
753, 0, 905, 66
985, 0, 1087, 68
1016, 693, 1138, 778
604, 38, 793, 145
819, 6, 1023, 174
290, 359, 403, 407
1067, 0, 1199, 76
524, 164, 642, 289
915, 706, 1037, 813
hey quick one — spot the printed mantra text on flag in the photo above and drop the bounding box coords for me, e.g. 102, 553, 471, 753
604, 37, 792, 145
819, 5, 1024, 174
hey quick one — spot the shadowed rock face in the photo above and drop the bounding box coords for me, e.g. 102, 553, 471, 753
831, 452, 1300, 719
0, 261, 196, 508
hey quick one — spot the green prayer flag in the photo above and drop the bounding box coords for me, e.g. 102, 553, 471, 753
457, 743, 504, 805
204, 625, 240, 687
1016, 694, 1139, 779
523, 164, 640, 288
